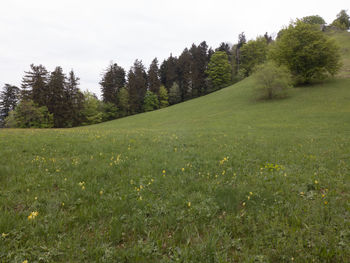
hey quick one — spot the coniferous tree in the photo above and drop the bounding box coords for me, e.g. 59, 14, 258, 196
127, 60, 148, 114
21, 64, 49, 105
0, 84, 20, 124
66, 70, 84, 126
100, 63, 126, 104
47, 66, 67, 127
177, 48, 192, 101
168, 82, 181, 105
160, 54, 178, 91
189, 41, 209, 97
148, 58, 161, 94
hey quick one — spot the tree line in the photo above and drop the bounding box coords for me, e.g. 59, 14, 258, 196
1, 10, 349, 128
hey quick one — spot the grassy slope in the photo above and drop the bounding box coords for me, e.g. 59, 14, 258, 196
1, 32, 350, 262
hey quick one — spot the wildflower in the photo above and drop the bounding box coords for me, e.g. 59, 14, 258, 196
62, 202, 65, 206
181, 168, 185, 172
81, 186, 85, 190
2, 233, 9, 238
249, 192, 253, 195
78, 181, 85, 186
22, 260, 28, 263
34, 197, 38, 200
324, 201, 328, 205
242, 202, 246, 207
321, 194, 325, 198
28, 211, 39, 220
187, 202, 191, 207
64, 178, 67, 181
247, 196, 250, 200
162, 170, 166, 174
314, 180, 318, 184
99, 190, 103, 195
139, 196, 142, 201
300, 192, 304, 196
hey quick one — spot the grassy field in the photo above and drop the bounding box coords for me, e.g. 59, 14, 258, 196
1, 32, 350, 262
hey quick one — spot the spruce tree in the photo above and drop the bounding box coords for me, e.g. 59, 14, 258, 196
21, 64, 49, 105
127, 60, 148, 114
66, 70, 84, 126
189, 41, 209, 97
0, 84, 20, 124
100, 63, 126, 104
177, 48, 192, 101
148, 58, 161, 94
47, 67, 67, 127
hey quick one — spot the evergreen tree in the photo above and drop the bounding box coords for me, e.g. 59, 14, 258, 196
66, 70, 84, 126
160, 55, 178, 91
0, 84, 20, 123
47, 66, 68, 127
177, 48, 192, 101
234, 32, 246, 74
158, 85, 169, 108
21, 64, 49, 105
148, 58, 161, 94
127, 60, 148, 114
189, 41, 209, 97
100, 63, 126, 104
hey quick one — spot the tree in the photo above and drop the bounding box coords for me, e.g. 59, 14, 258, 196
158, 86, 169, 108
21, 64, 49, 105
80, 91, 102, 125
177, 48, 192, 101
206, 51, 232, 91
148, 58, 161, 94
239, 36, 269, 77
100, 63, 126, 104
117, 87, 129, 117
143, 91, 159, 112
331, 10, 350, 30
253, 62, 292, 100
269, 20, 341, 84
189, 41, 209, 97
47, 66, 68, 127
127, 60, 148, 114
100, 102, 119, 122
160, 55, 178, 91
235, 32, 246, 74
5, 100, 53, 128
168, 82, 181, 105
65, 70, 84, 127
302, 15, 326, 25
0, 84, 20, 124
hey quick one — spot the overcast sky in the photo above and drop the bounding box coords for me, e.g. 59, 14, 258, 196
0, 0, 348, 97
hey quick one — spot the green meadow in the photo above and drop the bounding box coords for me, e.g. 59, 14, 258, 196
1, 31, 350, 262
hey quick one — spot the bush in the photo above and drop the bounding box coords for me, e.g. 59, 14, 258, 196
5, 100, 53, 128
270, 20, 341, 84
253, 62, 292, 100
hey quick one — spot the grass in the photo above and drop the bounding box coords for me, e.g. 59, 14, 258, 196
1, 31, 350, 262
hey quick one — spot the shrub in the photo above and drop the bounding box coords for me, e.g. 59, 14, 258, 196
253, 62, 292, 100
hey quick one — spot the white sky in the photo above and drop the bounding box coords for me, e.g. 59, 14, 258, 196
0, 0, 348, 97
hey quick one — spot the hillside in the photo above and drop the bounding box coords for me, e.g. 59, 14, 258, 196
1, 31, 350, 262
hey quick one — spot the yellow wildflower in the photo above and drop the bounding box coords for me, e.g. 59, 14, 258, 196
187, 202, 191, 207
162, 170, 166, 174
181, 168, 185, 172
2, 233, 9, 237
324, 201, 328, 205
28, 211, 39, 220
99, 190, 103, 195
314, 180, 318, 184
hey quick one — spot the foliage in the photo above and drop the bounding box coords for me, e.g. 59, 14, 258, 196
127, 60, 148, 114
239, 37, 269, 77
0, 84, 20, 124
302, 15, 326, 25
331, 10, 350, 30
206, 51, 232, 90
158, 86, 169, 108
80, 91, 102, 125
269, 21, 342, 84
253, 62, 292, 99
117, 87, 129, 117
100, 102, 119, 122
4, 100, 53, 128
147, 58, 161, 94
143, 91, 159, 112
168, 82, 182, 105
21, 64, 49, 104
100, 63, 126, 104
